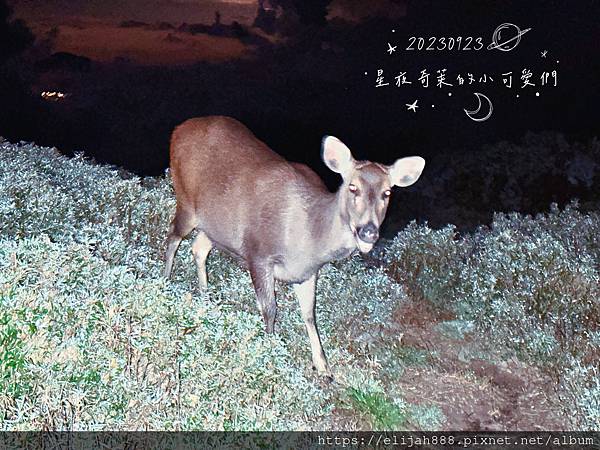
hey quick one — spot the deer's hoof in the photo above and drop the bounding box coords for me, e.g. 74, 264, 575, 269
311, 365, 334, 384
321, 373, 334, 384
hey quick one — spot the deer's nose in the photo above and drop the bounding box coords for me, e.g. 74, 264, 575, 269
357, 222, 379, 244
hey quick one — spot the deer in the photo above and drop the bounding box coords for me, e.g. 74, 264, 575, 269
164, 116, 425, 381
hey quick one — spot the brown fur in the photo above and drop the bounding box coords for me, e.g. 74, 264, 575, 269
164, 116, 425, 380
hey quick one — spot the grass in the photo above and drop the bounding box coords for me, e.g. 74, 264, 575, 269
346, 387, 407, 430
0, 310, 31, 399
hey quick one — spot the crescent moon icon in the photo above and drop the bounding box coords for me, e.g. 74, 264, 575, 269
464, 92, 493, 122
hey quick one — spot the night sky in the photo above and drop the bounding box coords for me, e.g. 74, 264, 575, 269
9, 0, 406, 64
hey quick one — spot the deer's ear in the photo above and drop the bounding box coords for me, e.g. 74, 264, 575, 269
322, 136, 355, 177
389, 156, 425, 187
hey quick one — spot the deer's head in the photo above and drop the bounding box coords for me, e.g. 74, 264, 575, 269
322, 136, 425, 253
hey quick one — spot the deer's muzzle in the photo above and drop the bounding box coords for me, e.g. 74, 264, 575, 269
357, 222, 379, 244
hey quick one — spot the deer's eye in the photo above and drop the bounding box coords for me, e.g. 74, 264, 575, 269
349, 184, 359, 194
383, 190, 391, 198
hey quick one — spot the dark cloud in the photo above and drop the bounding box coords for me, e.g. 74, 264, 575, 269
27, 17, 251, 64
328, 0, 407, 22
10, 0, 257, 25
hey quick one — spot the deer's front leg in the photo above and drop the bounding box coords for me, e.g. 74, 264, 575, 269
191, 231, 213, 289
294, 274, 332, 380
249, 262, 277, 334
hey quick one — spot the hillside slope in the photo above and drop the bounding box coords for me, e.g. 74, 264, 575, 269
0, 140, 598, 430
0, 140, 410, 430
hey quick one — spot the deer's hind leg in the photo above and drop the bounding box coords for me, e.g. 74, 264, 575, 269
164, 207, 198, 279
191, 231, 213, 289
249, 261, 277, 334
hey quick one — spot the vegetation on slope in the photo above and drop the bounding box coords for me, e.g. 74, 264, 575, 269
0, 140, 598, 430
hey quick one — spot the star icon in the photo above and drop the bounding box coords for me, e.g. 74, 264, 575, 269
406, 99, 419, 112
541, 50, 548, 58
387, 43, 397, 54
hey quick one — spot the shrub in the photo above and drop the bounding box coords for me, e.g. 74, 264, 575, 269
2, 139, 598, 429
376, 223, 466, 308
0, 140, 410, 430
380, 205, 600, 429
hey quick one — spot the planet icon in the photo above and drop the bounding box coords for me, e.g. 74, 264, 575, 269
487, 23, 532, 51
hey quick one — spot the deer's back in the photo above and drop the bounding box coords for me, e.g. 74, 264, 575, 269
169, 116, 330, 266
170, 116, 283, 199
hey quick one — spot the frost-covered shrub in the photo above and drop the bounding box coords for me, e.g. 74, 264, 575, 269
0, 141, 414, 430
560, 358, 600, 431
495, 202, 600, 269
383, 206, 599, 363
0, 141, 174, 277
382, 204, 600, 429
459, 214, 600, 364
3, 139, 597, 429
376, 222, 466, 308
0, 235, 326, 430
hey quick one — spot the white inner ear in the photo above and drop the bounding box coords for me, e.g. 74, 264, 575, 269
390, 156, 425, 187
322, 136, 354, 176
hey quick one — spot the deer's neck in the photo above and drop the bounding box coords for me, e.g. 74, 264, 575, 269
310, 188, 356, 263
